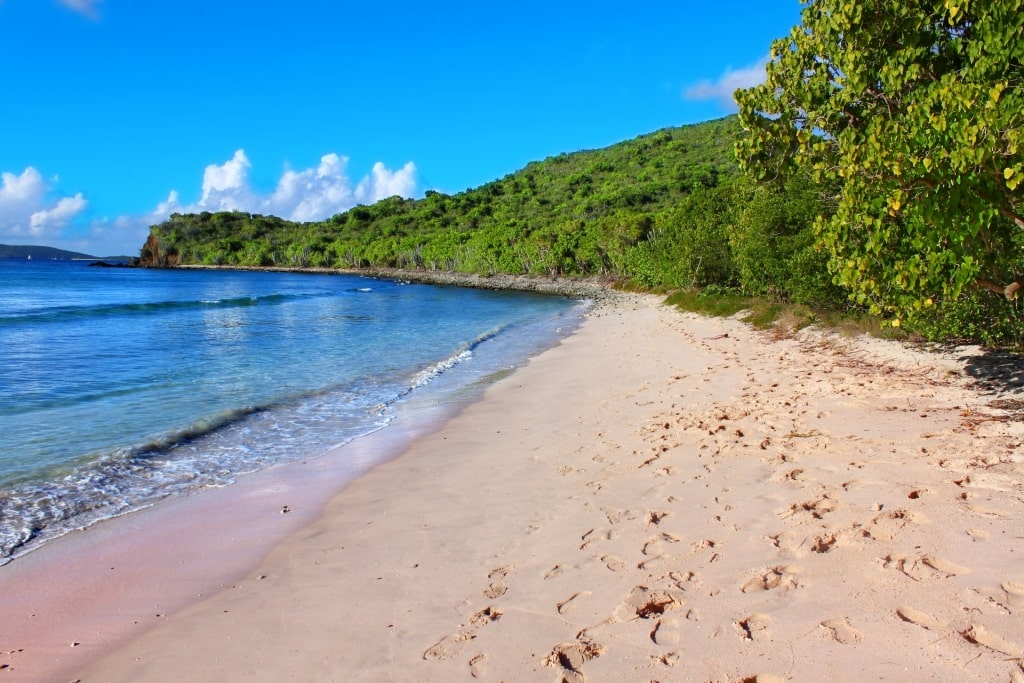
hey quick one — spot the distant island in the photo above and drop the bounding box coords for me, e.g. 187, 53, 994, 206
0, 244, 96, 260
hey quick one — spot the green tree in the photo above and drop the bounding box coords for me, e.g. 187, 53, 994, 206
736, 0, 1024, 323
732, 174, 845, 306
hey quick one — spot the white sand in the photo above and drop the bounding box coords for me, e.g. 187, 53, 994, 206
5, 295, 1024, 682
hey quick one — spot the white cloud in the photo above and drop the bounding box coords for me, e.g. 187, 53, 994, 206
0, 167, 89, 242
29, 193, 87, 235
0, 151, 418, 257
197, 149, 256, 213
684, 55, 770, 109
356, 161, 417, 204
157, 149, 418, 221
266, 153, 356, 221
57, 0, 102, 18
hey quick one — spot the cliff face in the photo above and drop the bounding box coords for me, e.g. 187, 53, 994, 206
138, 232, 179, 267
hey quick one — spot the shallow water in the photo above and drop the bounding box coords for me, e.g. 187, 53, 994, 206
0, 260, 583, 563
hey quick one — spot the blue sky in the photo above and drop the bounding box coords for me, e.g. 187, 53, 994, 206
0, 0, 802, 256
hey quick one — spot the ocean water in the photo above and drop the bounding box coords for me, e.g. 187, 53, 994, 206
0, 260, 584, 564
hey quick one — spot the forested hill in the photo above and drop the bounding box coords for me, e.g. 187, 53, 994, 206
140, 116, 752, 284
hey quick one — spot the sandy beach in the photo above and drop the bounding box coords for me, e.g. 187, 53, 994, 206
4, 293, 1024, 682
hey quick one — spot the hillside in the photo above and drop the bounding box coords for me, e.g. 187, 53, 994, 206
0, 244, 95, 260
140, 116, 751, 283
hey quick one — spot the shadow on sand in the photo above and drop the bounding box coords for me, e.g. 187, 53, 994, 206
959, 348, 1024, 401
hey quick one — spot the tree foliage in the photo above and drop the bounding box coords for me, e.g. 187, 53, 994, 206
736, 0, 1024, 324
143, 117, 781, 293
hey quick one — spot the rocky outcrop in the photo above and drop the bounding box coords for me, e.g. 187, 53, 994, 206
138, 233, 179, 268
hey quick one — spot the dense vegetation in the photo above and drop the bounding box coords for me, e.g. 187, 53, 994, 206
143, 117, 846, 310
142, 2, 1024, 347
737, 0, 1023, 343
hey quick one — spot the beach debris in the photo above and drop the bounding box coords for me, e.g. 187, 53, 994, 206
280, 505, 291, 514
646, 510, 668, 525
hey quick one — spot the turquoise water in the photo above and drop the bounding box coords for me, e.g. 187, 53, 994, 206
0, 260, 584, 563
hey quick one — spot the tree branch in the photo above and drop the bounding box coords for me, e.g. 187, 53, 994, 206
976, 278, 1022, 299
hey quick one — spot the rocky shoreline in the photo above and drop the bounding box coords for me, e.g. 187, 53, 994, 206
174, 264, 629, 303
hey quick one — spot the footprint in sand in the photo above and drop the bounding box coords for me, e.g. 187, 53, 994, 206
484, 566, 513, 598
778, 494, 838, 521
810, 532, 840, 553
669, 570, 700, 589
651, 617, 682, 646
896, 605, 945, 631
639, 555, 669, 571
580, 528, 611, 550
423, 633, 474, 661
863, 508, 925, 542
544, 565, 565, 580
601, 555, 626, 572
484, 583, 507, 598
1002, 580, 1024, 612
769, 467, 804, 483
689, 538, 717, 554
616, 585, 686, 621
602, 507, 638, 525
642, 532, 682, 558
740, 566, 802, 593
766, 530, 806, 556
884, 554, 971, 582
659, 651, 682, 667
468, 653, 487, 678
966, 503, 1011, 518
557, 591, 591, 615
423, 607, 503, 661
820, 618, 863, 644
962, 623, 1024, 657
737, 613, 772, 641
906, 487, 928, 500
544, 639, 605, 683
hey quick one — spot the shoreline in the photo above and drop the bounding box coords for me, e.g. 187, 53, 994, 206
72, 296, 1023, 681
0, 288, 593, 682
3, 292, 1023, 681
167, 264, 629, 302
0, 269, 592, 568
0, 376, 460, 682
